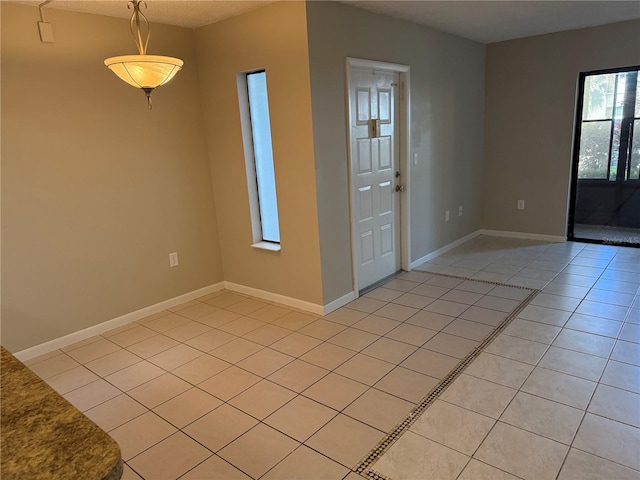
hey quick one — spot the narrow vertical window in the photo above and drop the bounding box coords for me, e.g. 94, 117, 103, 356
238, 70, 280, 248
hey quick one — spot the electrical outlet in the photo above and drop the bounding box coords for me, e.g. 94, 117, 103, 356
445, 210, 450, 222
169, 252, 179, 267
517, 200, 525, 210
458, 206, 463, 217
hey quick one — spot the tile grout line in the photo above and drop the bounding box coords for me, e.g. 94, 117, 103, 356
552, 247, 639, 479
354, 273, 540, 479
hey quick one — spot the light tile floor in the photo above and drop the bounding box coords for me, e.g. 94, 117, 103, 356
574, 224, 640, 246
369, 236, 640, 479
24, 235, 639, 480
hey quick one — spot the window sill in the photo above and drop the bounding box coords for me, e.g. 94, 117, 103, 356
251, 241, 281, 252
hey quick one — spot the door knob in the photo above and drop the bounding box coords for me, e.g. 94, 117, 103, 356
395, 185, 405, 192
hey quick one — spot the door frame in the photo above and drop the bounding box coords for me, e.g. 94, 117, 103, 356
568, 65, 640, 245
345, 57, 411, 295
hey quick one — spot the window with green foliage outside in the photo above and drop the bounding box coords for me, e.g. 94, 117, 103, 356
577, 69, 640, 181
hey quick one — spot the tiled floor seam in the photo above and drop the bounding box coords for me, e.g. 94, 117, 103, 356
482, 333, 587, 478
125, 402, 362, 480
355, 277, 540, 478
78, 327, 413, 450
116, 353, 376, 476
567, 301, 640, 466
498, 247, 634, 476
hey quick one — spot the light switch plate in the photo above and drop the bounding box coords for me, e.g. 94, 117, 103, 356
38, 22, 54, 43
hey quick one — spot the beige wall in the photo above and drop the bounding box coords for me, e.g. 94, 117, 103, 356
306, 2, 486, 303
8, 1, 631, 353
482, 20, 640, 237
194, 2, 324, 304
1, 3, 223, 352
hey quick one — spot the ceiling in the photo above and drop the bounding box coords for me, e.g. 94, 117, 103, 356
19, 0, 640, 44
345, 1, 640, 44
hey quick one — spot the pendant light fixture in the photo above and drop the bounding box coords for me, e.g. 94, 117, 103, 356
104, 0, 183, 109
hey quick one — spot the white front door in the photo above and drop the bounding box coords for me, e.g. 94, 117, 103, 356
349, 67, 401, 291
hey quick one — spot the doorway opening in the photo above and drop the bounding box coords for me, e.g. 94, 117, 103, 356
568, 66, 640, 247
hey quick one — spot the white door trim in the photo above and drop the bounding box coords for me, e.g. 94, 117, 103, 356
345, 57, 411, 295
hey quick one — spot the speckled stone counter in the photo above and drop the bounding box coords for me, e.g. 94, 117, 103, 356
1, 346, 122, 480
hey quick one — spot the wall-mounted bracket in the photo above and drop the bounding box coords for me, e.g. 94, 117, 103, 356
38, 0, 55, 43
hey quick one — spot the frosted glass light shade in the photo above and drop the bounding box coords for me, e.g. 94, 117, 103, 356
104, 55, 183, 89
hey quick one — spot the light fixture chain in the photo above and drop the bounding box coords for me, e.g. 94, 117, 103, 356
128, 0, 150, 55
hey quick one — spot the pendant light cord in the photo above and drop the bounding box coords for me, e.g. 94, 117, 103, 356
38, 0, 53, 22
128, 0, 150, 55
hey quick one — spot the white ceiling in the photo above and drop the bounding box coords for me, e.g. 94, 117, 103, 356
19, 0, 640, 44
345, 1, 640, 44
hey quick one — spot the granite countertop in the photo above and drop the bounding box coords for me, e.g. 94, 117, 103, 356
1, 346, 122, 480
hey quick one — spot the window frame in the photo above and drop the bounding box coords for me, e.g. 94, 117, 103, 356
237, 69, 281, 251
572, 66, 640, 182
568, 64, 640, 241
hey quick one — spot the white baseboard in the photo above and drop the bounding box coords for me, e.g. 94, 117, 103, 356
408, 229, 566, 272
479, 229, 566, 243
409, 230, 481, 270
223, 281, 326, 316
322, 291, 357, 315
225, 282, 356, 316
14, 280, 357, 362
14, 282, 225, 361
